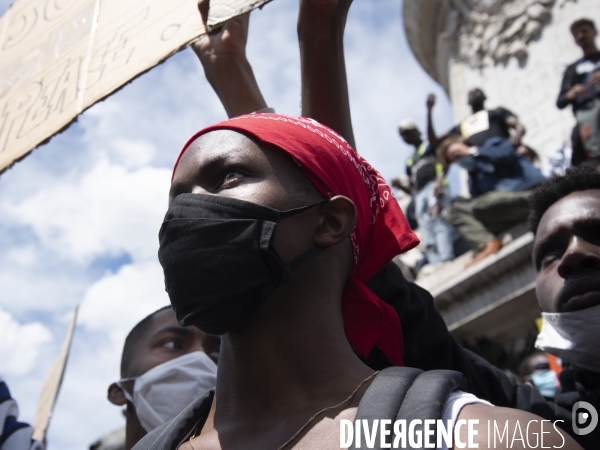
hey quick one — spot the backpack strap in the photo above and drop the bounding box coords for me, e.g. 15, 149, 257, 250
396, 370, 468, 448
350, 368, 467, 449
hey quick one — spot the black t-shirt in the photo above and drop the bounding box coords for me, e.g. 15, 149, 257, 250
405, 141, 438, 192
451, 107, 514, 147
557, 52, 600, 113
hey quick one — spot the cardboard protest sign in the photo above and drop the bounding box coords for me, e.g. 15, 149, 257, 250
32, 304, 78, 442
0, 0, 271, 173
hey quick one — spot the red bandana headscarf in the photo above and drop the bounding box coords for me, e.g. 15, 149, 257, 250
173, 114, 419, 365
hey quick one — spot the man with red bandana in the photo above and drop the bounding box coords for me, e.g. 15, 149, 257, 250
135, 113, 573, 449
129, 2, 582, 447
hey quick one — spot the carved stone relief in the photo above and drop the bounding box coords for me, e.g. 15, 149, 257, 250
451, 0, 577, 68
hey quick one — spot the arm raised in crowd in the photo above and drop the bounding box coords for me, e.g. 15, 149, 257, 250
506, 114, 526, 146
297, 0, 356, 149
192, 0, 267, 118
426, 93, 443, 149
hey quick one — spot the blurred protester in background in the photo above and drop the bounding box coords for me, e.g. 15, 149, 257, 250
557, 18, 600, 168
519, 352, 558, 400
0, 377, 43, 450
436, 135, 545, 266
108, 306, 218, 449
543, 142, 573, 177
391, 103, 455, 271
429, 88, 526, 150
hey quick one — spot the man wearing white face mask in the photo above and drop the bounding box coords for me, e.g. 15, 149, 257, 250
529, 165, 600, 445
107, 306, 219, 450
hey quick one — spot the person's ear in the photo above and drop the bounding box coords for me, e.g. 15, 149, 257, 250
313, 196, 356, 247
108, 382, 127, 406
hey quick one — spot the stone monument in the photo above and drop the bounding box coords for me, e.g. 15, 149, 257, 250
403, 0, 598, 365
404, 0, 596, 158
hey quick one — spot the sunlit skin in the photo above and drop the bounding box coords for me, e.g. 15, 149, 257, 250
446, 141, 472, 163
165, 130, 579, 450
533, 190, 600, 313
107, 308, 220, 449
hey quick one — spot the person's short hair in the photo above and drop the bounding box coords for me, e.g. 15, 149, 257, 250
570, 18, 596, 34
121, 305, 172, 375
436, 135, 463, 168
529, 165, 600, 234
398, 119, 418, 133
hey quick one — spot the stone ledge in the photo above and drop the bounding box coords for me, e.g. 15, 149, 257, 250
413, 223, 539, 342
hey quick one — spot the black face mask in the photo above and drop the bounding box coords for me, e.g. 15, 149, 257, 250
158, 194, 327, 335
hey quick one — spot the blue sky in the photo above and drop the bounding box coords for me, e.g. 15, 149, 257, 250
0, 0, 455, 448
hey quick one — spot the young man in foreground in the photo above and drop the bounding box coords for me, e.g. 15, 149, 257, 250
132, 110, 573, 449
132, 1, 578, 448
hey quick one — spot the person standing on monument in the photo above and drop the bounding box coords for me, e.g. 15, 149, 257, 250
557, 18, 600, 168
427, 91, 535, 266
428, 89, 526, 150
391, 98, 456, 271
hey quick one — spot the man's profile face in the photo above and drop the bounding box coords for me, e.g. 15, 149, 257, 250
572, 24, 597, 49
533, 190, 600, 313
170, 130, 325, 265
124, 309, 219, 380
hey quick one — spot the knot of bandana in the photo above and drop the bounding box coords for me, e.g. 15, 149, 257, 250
173, 113, 419, 365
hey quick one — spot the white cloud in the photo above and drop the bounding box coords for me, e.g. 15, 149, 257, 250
0, 307, 52, 377
3, 157, 171, 264
79, 261, 170, 346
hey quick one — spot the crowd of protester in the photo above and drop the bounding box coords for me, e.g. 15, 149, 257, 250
2, 1, 599, 449
392, 17, 600, 276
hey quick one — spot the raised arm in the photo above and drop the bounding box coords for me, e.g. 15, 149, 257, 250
297, 0, 356, 149
426, 93, 441, 148
192, 0, 267, 118
506, 114, 526, 146
426, 93, 452, 149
